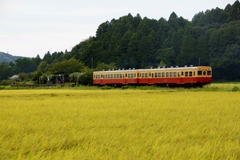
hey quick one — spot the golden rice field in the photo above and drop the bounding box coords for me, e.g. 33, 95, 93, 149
1, 85, 240, 159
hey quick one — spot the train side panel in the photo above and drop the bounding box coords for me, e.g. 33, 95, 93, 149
93, 66, 212, 86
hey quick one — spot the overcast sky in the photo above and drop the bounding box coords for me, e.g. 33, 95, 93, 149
0, 0, 236, 58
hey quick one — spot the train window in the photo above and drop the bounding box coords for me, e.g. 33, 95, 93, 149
142, 73, 144, 78
193, 72, 195, 76
185, 72, 188, 77
178, 72, 180, 77
170, 72, 173, 77
114, 74, 116, 78
189, 72, 192, 77
198, 71, 202, 76
120, 74, 122, 78
155, 73, 157, 77
166, 72, 169, 77
158, 73, 161, 77
162, 72, 165, 77
203, 71, 206, 75
111, 74, 113, 78
174, 72, 177, 77
208, 71, 211, 76
134, 74, 136, 77
145, 73, 148, 78
128, 74, 130, 78
149, 73, 151, 77
182, 72, 184, 76
152, 73, 154, 78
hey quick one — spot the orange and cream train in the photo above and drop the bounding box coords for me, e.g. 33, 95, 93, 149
93, 66, 212, 87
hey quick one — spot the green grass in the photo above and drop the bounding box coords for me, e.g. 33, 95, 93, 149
1, 82, 240, 91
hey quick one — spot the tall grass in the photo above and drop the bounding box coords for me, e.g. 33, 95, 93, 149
1, 89, 240, 159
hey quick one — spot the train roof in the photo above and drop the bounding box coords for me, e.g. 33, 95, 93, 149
93, 66, 211, 73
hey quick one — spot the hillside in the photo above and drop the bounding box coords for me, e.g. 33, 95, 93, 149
67, 0, 240, 80
0, 52, 23, 63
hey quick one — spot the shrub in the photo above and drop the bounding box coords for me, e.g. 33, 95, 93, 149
232, 86, 238, 92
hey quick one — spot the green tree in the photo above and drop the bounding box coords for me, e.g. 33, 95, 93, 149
43, 51, 52, 64
177, 33, 197, 66
32, 54, 42, 66
15, 58, 37, 73
156, 48, 176, 66
0, 62, 13, 80
37, 61, 50, 73
196, 36, 209, 65
69, 72, 82, 85
32, 69, 43, 84
18, 72, 28, 81
95, 62, 117, 71
48, 58, 85, 74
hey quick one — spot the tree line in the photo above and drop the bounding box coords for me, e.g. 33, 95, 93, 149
0, 1, 240, 85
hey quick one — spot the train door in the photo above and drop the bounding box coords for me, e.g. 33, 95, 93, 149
180, 71, 184, 84
125, 73, 128, 84
202, 69, 208, 82
136, 71, 139, 84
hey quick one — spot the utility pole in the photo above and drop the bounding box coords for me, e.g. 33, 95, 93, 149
238, 8, 240, 19
91, 57, 93, 69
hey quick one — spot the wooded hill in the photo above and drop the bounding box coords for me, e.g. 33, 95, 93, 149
68, 0, 240, 80
0, 52, 23, 63
0, 0, 240, 83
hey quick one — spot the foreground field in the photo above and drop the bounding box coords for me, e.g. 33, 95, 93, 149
0, 89, 240, 159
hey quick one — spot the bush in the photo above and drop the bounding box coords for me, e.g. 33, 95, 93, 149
101, 85, 113, 90
232, 86, 238, 92
0, 80, 12, 86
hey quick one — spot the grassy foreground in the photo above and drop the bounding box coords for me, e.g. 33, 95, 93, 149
0, 89, 240, 159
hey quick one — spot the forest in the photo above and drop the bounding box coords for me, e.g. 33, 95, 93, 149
0, 1, 240, 85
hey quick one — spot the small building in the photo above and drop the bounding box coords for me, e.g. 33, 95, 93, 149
9, 74, 19, 80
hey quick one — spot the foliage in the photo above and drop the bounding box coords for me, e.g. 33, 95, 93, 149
69, 72, 82, 84
37, 61, 49, 73
0, 52, 23, 63
39, 75, 48, 84
48, 58, 85, 74
95, 62, 117, 71
15, 58, 37, 73
18, 72, 28, 81
32, 70, 43, 84
232, 86, 239, 92
0, 62, 13, 81
0, 80, 12, 86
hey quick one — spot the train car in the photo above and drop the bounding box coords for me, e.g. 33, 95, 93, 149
93, 66, 212, 87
